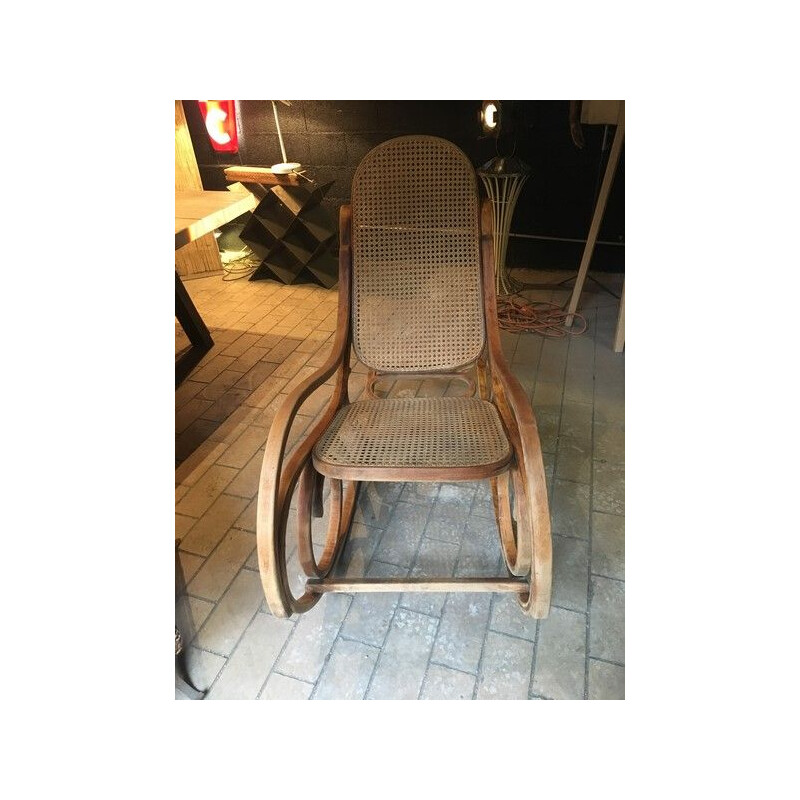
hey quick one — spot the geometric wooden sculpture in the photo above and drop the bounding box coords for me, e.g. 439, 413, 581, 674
239, 180, 339, 288
255, 136, 552, 619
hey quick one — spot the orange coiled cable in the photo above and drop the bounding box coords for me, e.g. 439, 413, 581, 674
496, 294, 587, 337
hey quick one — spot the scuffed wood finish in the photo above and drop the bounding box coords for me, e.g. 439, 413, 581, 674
476, 353, 491, 401
312, 455, 512, 483
307, 578, 528, 594
297, 464, 357, 579
493, 467, 532, 577
366, 370, 476, 397
480, 198, 552, 618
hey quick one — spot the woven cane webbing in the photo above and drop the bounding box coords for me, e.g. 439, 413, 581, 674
313, 397, 510, 470
351, 136, 484, 372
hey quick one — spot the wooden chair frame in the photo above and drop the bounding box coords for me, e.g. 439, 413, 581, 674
256, 197, 552, 619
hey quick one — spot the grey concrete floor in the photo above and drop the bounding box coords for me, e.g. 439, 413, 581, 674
175, 268, 624, 700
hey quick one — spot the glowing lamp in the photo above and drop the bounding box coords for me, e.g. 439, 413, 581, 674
480, 101, 502, 136
198, 100, 239, 153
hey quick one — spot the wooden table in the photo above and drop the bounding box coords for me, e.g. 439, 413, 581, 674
175, 190, 257, 385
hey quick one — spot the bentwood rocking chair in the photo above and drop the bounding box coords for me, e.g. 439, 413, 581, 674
256, 135, 552, 618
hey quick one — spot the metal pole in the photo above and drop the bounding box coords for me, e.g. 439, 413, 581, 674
271, 100, 288, 164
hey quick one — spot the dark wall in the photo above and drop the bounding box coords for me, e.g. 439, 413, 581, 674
183, 100, 624, 271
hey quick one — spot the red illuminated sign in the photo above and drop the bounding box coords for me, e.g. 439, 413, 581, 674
198, 100, 238, 153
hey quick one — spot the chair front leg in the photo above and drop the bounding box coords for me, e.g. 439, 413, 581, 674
492, 371, 552, 618
257, 362, 350, 617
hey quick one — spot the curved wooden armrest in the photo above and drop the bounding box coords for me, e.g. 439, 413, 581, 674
267, 358, 347, 477
259, 205, 354, 493
257, 205, 354, 617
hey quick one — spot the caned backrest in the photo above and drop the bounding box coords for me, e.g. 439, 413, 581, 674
350, 135, 484, 373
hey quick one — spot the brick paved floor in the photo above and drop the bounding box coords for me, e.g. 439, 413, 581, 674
175, 268, 624, 700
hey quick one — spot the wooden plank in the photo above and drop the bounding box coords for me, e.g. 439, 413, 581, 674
565, 101, 625, 327
225, 181, 249, 194
224, 166, 301, 186
175, 190, 256, 250
175, 100, 223, 277
175, 100, 203, 192
613, 278, 625, 353
174, 189, 256, 231
307, 578, 528, 594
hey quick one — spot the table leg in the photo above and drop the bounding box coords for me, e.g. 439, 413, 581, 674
175, 271, 214, 386
613, 279, 625, 353
175, 541, 206, 699
175, 645, 206, 700
565, 104, 625, 327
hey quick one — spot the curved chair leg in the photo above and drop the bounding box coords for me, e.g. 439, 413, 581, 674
297, 463, 328, 579
491, 467, 531, 577
515, 450, 552, 618
259, 458, 359, 618
258, 459, 311, 617
298, 464, 358, 579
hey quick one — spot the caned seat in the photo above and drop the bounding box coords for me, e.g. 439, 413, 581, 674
313, 397, 512, 480
256, 135, 552, 620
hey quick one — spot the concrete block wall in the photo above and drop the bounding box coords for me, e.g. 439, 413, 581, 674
183, 100, 624, 271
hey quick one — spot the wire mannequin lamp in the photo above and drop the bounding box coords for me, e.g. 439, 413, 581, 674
478, 157, 530, 296
477, 102, 586, 337
476, 101, 531, 296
